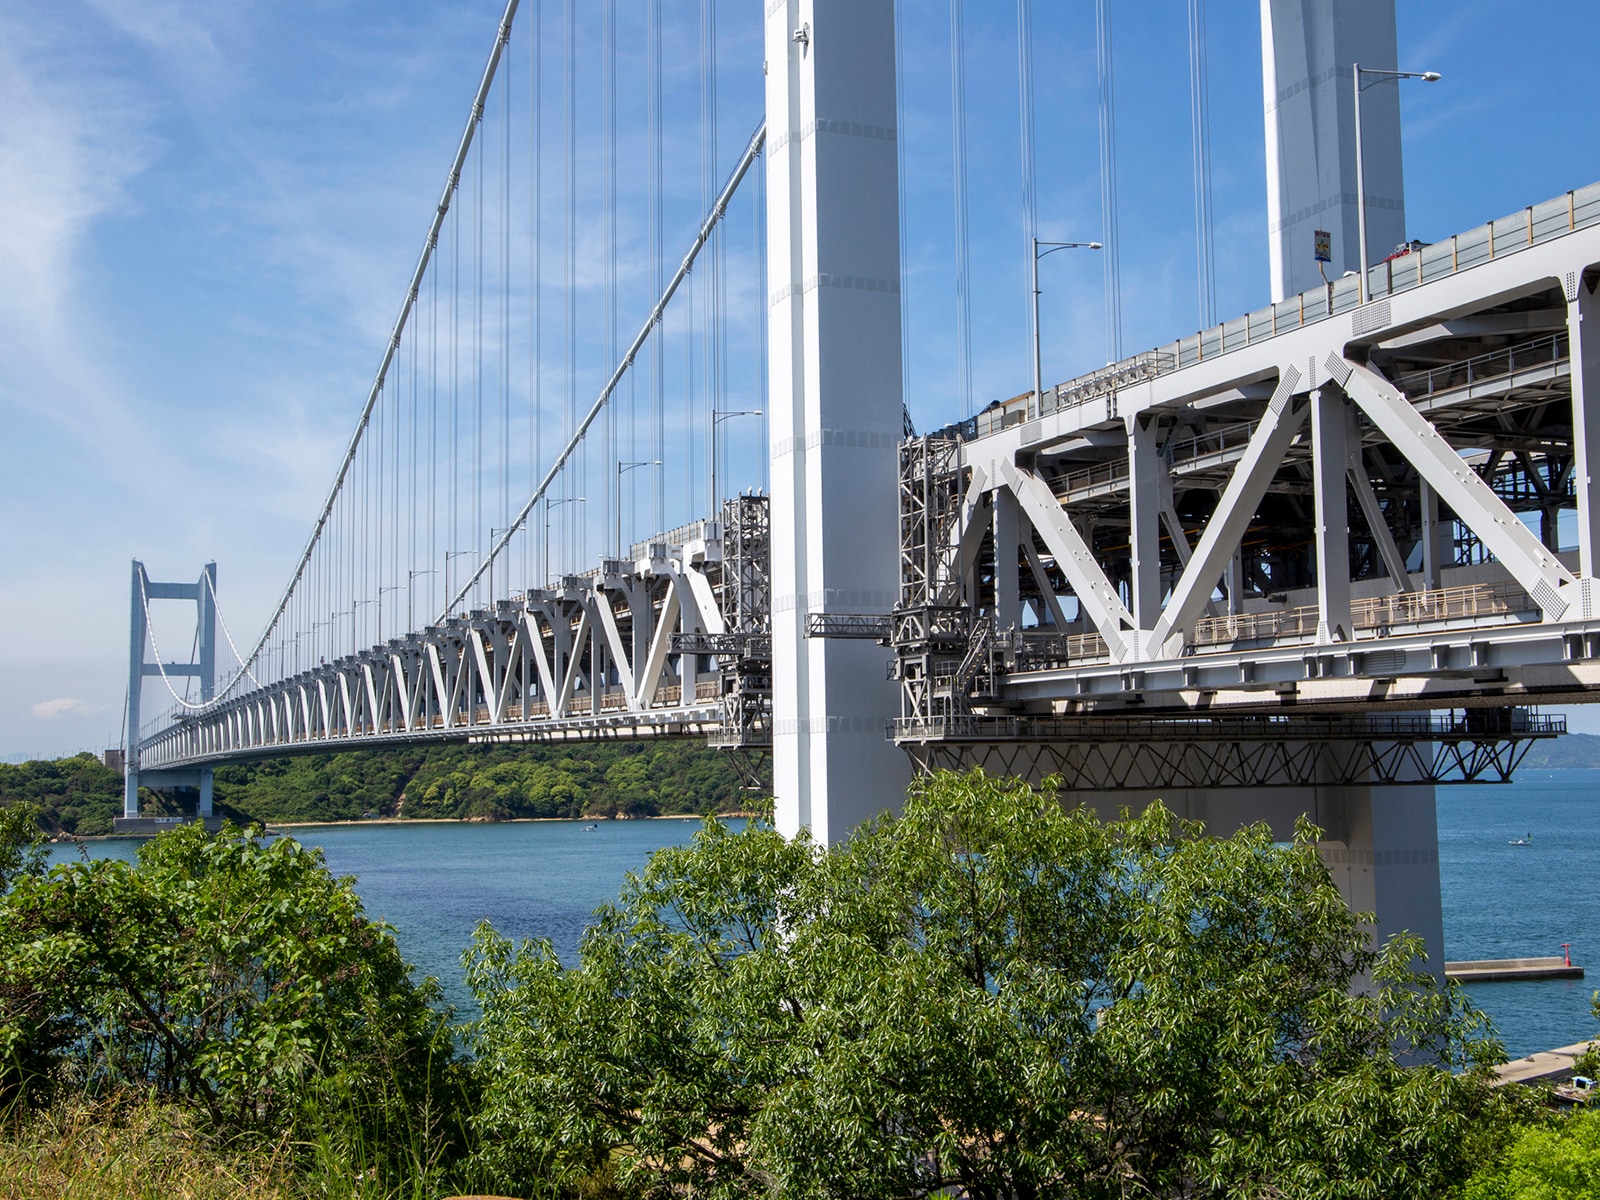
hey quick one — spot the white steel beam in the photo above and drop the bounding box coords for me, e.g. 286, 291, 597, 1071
1312, 386, 1353, 643
1329, 354, 1575, 619
1000, 459, 1134, 661
1149, 364, 1307, 655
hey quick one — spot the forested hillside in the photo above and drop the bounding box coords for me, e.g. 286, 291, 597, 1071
0, 741, 767, 835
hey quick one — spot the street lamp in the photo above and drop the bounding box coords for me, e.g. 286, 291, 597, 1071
1353, 63, 1440, 303
710, 408, 762, 514
615, 461, 661, 559
542, 496, 585, 584
486, 527, 514, 606
378, 585, 403, 642
442, 550, 475, 616
1031, 239, 1102, 414
406, 568, 436, 632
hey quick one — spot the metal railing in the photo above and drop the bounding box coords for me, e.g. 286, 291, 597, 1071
1190, 580, 1534, 647
890, 710, 1564, 743
1391, 332, 1569, 400
628, 518, 720, 563
939, 181, 1600, 447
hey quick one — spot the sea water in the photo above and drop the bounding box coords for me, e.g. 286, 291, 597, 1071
54, 771, 1600, 1057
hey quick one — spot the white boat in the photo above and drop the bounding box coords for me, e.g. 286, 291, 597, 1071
1509, 833, 1532, 846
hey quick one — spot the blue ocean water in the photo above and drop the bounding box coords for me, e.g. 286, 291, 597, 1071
53, 772, 1600, 1057
1437, 768, 1600, 1057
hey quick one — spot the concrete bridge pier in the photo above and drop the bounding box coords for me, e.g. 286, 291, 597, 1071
1061, 777, 1444, 978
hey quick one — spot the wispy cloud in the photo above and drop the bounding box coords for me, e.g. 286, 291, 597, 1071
31, 697, 99, 719
0, 23, 155, 344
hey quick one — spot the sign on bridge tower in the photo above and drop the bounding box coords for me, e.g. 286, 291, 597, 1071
122, 560, 221, 832
1263, 0, 1408, 300
764, 0, 910, 842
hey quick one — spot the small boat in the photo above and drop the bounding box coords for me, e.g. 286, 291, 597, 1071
1509, 833, 1532, 846
1555, 1076, 1597, 1105
581, 822, 599, 831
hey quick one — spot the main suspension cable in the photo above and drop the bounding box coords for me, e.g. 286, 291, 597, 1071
441, 121, 766, 619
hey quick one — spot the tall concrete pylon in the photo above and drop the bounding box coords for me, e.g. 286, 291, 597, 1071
122, 560, 217, 829
1262, 0, 1408, 301
764, 0, 910, 843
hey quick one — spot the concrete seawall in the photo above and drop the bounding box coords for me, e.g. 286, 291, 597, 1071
1445, 957, 1584, 983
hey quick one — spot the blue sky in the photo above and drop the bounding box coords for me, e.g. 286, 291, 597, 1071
3, 0, 1599, 758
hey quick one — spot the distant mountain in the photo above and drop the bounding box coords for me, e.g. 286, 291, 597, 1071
1518, 731, 1600, 770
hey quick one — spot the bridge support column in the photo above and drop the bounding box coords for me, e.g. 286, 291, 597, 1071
1062, 778, 1443, 978
1569, 274, 1600, 578
765, 0, 908, 843
1312, 386, 1352, 643
1419, 480, 1446, 589
1127, 415, 1163, 633
1315, 783, 1443, 979
994, 489, 1022, 630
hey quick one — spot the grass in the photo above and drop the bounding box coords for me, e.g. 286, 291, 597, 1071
0, 1093, 297, 1200
0, 1089, 514, 1200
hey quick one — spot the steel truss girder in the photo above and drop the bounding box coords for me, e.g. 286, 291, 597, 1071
1330, 354, 1577, 618
139, 530, 745, 769
898, 728, 1547, 790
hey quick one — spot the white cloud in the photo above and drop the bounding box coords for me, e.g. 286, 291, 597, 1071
0, 23, 154, 344
31, 697, 97, 719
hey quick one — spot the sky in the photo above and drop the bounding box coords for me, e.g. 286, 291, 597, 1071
3, 0, 1600, 759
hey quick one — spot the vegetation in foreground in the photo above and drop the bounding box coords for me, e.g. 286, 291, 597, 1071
0, 740, 764, 835
3, 772, 1597, 1197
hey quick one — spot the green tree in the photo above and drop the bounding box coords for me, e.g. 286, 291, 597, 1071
0, 822, 462, 1171
465, 768, 1515, 1199
0, 801, 47, 893
1461, 1109, 1600, 1200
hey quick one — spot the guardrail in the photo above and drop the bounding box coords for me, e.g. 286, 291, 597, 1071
1392, 332, 1569, 400
934, 181, 1600, 446
1191, 580, 1534, 647
890, 710, 1564, 743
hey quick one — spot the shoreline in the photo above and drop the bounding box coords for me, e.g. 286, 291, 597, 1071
267, 811, 760, 829
63, 811, 761, 840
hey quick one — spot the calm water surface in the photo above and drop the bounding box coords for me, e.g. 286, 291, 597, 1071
62, 771, 1600, 1056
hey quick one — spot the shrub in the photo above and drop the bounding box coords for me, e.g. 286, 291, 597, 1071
0, 822, 464, 1181
465, 768, 1519, 1199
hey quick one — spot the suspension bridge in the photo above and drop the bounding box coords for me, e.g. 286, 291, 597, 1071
123, 0, 1600, 968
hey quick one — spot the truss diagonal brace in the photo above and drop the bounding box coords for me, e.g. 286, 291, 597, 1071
1148, 364, 1306, 655
1000, 459, 1133, 661
1329, 354, 1575, 619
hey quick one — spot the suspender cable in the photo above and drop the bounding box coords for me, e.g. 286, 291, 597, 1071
225, 0, 521, 688
755, 139, 768, 494
529, 0, 543, 585
1095, 0, 1122, 364
649, 0, 664, 532
563, 0, 576, 575
442, 122, 765, 619
949, 0, 973, 416
501, 37, 512, 583
605, 0, 618, 550
1187, 0, 1216, 330
895, 0, 912, 415
1017, 0, 1038, 386
473, 106, 485, 605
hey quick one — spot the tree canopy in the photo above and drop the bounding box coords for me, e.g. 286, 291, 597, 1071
465, 768, 1518, 1200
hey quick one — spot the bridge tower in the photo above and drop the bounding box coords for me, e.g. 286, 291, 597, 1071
1262, 0, 1408, 301
122, 560, 219, 832
764, 0, 910, 841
